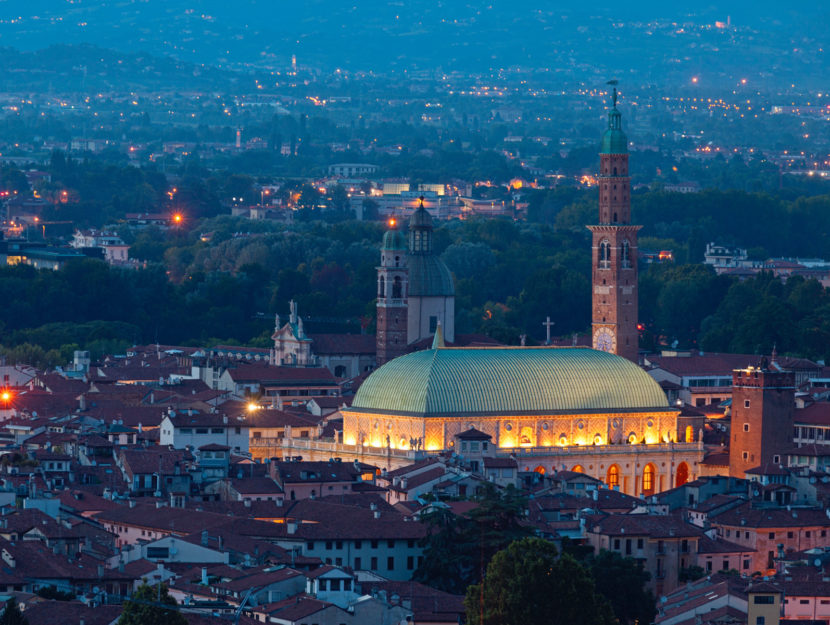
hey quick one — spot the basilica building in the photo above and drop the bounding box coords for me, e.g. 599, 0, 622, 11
286, 89, 704, 497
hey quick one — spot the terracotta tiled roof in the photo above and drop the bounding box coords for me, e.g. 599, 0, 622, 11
795, 403, 830, 426
589, 513, 702, 538
711, 502, 830, 528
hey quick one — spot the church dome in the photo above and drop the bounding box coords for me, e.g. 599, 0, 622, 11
382, 229, 407, 251
408, 254, 455, 297
351, 347, 668, 417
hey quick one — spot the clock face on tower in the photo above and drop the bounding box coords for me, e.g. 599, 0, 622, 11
594, 327, 616, 353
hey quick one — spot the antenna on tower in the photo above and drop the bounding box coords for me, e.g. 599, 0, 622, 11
606, 80, 619, 107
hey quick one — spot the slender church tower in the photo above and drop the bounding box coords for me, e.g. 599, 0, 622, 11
376, 219, 409, 365
588, 83, 641, 362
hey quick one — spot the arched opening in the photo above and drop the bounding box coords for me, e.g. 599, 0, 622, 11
378, 275, 385, 298
572, 465, 584, 473
534, 465, 546, 475
519, 426, 534, 446
392, 276, 403, 299
675, 462, 690, 488
334, 365, 347, 378
607, 464, 620, 489
642, 463, 656, 496
613, 166, 618, 176
613, 212, 618, 223
685, 425, 694, 443
621, 240, 631, 268
598, 240, 611, 269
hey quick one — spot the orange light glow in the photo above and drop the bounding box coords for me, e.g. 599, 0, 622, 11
1, 391, 11, 402
388, 218, 396, 228
173, 214, 183, 224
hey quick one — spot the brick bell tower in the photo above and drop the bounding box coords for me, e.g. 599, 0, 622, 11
376, 218, 409, 366
588, 82, 641, 362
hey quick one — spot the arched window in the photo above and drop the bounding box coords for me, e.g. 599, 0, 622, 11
613, 166, 618, 176
534, 465, 546, 475
675, 462, 690, 488
607, 465, 620, 489
685, 425, 694, 443
572, 465, 584, 473
519, 426, 534, 446
334, 365, 347, 378
621, 240, 631, 268
599, 240, 611, 269
392, 276, 403, 299
378, 275, 385, 298
642, 463, 656, 496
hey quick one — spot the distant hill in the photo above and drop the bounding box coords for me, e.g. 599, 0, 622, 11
0, 0, 824, 83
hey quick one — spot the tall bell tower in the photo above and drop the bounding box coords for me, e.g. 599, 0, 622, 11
376, 219, 409, 366
588, 82, 640, 362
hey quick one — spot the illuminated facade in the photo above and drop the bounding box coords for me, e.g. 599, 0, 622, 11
341, 345, 704, 496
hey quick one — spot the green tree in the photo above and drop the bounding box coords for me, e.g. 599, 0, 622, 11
117, 583, 187, 625
465, 538, 615, 625
0, 598, 29, 625
415, 484, 532, 594
587, 550, 656, 625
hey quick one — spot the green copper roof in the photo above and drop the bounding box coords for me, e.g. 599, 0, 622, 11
408, 254, 455, 297
382, 229, 407, 251
600, 107, 628, 154
350, 347, 669, 417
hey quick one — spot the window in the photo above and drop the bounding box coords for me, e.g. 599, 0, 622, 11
371, 540, 378, 548
211, 428, 223, 434
787, 531, 794, 539
355, 540, 362, 549
800, 600, 809, 605
614, 539, 621, 550
407, 539, 415, 548
769, 532, 775, 539
336, 541, 343, 550
429, 316, 438, 333
743, 559, 750, 570
325, 541, 333, 550
387, 557, 394, 570
599, 240, 611, 269
743, 452, 749, 460
743, 423, 750, 432
637, 539, 644, 549
387, 540, 395, 548
773, 455, 780, 464
621, 240, 631, 268
379, 275, 385, 298
180, 428, 192, 434
354, 557, 361, 569
607, 465, 620, 489
642, 464, 655, 495
370, 557, 378, 569
625, 539, 632, 555
335, 557, 342, 566
823, 530, 827, 538
756, 617, 765, 625
196, 428, 208, 434
407, 556, 414, 570
392, 276, 403, 299
744, 400, 751, 409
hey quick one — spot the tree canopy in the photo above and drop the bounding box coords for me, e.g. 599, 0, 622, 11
464, 537, 616, 625
117, 583, 187, 625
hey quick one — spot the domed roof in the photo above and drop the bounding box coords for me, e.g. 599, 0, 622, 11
600, 107, 628, 154
382, 229, 407, 251
601, 128, 629, 154
408, 254, 455, 297
351, 347, 669, 417
409, 204, 433, 229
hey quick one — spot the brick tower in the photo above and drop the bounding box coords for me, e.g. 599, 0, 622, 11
588, 83, 640, 362
376, 219, 409, 365
729, 365, 795, 478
